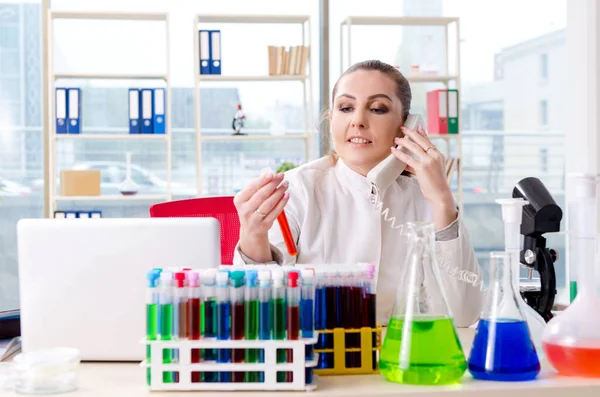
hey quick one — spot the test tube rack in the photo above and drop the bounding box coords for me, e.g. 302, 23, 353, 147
313, 326, 382, 375
141, 336, 319, 391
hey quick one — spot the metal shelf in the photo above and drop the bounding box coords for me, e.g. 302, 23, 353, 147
54, 194, 168, 202
201, 134, 309, 142
50, 11, 168, 21
54, 134, 168, 141
429, 134, 460, 141
341, 16, 459, 26
406, 75, 458, 83
198, 75, 307, 82
54, 72, 167, 81
196, 14, 310, 24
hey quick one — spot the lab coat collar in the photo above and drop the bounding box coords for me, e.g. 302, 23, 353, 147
335, 158, 372, 193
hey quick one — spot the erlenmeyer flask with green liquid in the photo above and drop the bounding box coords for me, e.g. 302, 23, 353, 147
380, 222, 466, 385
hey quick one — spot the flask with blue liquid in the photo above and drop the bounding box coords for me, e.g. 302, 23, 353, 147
468, 251, 540, 381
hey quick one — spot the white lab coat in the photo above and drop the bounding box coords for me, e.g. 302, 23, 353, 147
233, 156, 484, 327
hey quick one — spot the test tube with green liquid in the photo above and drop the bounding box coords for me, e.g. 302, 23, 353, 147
146, 270, 160, 386
159, 271, 174, 383
272, 270, 287, 383
244, 270, 259, 382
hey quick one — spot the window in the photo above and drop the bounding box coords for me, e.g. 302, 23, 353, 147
540, 53, 548, 79
0, 25, 19, 49
0, 0, 320, 313
0, 0, 569, 314
540, 100, 548, 126
331, 0, 567, 296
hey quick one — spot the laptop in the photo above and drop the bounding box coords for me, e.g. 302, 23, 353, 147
17, 217, 221, 361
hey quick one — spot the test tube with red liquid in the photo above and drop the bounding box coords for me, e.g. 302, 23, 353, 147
277, 211, 297, 256
230, 271, 246, 383
187, 271, 201, 382
286, 271, 300, 382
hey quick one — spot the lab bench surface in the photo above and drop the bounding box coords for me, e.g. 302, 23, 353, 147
6, 328, 600, 397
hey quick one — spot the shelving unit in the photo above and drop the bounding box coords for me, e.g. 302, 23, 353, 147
44, 9, 172, 217
193, 14, 315, 196
340, 16, 464, 212
54, 134, 168, 141
54, 194, 168, 202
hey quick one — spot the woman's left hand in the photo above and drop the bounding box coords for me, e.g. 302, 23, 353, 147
392, 124, 458, 229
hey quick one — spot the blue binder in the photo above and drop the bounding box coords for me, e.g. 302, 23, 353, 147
53, 211, 66, 219
77, 211, 90, 219
129, 88, 141, 134
67, 88, 81, 134
199, 30, 211, 74
140, 88, 153, 134
90, 211, 102, 219
152, 88, 165, 134
65, 211, 77, 219
209, 30, 221, 75
55, 88, 68, 134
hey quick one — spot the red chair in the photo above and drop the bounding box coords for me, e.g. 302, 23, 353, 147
149, 196, 240, 265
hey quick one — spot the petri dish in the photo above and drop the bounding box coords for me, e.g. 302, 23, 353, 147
12, 347, 80, 394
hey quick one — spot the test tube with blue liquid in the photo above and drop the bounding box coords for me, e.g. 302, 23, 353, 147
300, 269, 315, 385
320, 268, 337, 369
314, 270, 326, 351
216, 271, 231, 382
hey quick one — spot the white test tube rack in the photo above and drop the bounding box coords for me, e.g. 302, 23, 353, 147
141, 336, 319, 391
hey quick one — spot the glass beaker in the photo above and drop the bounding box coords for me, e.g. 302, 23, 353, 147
119, 151, 139, 196
379, 222, 466, 385
468, 251, 540, 381
542, 174, 600, 377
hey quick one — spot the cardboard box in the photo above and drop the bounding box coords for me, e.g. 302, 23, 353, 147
60, 170, 101, 196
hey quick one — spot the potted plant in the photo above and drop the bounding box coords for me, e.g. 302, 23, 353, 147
276, 162, 298, 173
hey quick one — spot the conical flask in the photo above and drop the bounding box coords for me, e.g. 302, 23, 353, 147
380, 222, 466, 385
119, 151, 139, 196
542, 174, 600, 377
468, 251, 540, 381
496, 198, 547, 360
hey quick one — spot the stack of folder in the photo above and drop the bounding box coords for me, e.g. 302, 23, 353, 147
54, 211, 102, 219
268, 45, 310, 76
55, 88, 81, 134
128, 88, 166, 134
426, 89, 459, 135
199, 29, 222, 75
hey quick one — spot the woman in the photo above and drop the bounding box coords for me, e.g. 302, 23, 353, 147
233, 60, 483, 327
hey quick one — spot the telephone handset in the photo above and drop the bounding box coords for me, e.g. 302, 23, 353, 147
366, 114, 424, 194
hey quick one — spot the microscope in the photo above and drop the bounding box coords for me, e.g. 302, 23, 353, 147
512, 177, 563, 322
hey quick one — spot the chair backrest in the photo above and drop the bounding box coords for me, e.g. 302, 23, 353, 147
149, 196, 240, 265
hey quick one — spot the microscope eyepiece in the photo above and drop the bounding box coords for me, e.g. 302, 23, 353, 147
513, 177, 563, 236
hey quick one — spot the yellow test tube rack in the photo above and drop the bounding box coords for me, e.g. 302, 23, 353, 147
313, 326, 382, 375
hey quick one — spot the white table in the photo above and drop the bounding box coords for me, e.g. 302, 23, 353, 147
6, 328, 600, 396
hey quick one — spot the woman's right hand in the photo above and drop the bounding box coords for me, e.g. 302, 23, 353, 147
234, 172, 290, 261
